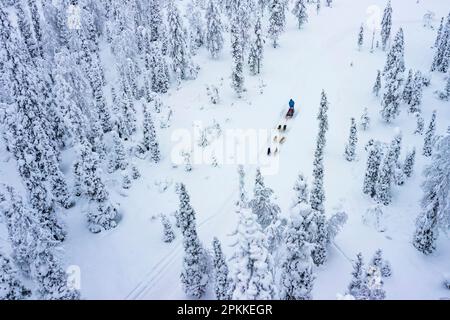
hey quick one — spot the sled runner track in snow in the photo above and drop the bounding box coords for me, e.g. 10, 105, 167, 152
125, 189, 238, 300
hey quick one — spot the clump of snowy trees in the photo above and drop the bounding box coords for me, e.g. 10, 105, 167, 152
413, 130, 450, 255
345, 250, 390, 300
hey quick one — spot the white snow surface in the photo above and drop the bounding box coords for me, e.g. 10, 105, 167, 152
1, 0, 450, 300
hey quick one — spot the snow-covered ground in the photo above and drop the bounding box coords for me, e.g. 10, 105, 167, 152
1, 0, 449, 300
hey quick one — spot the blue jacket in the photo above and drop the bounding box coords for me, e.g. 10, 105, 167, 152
289, 99, 295, 108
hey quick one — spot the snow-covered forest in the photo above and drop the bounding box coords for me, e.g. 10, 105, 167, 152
0, 0, 449, 300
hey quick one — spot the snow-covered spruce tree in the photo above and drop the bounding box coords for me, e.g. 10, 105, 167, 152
311, 208, 328, 266
438, 73, 450, 101
363, 142, 383, 198
325, 0, 332, 7
431, 13, 450, 73
292, 0, 308, 29
75, 140, 118, 233
380, 0, 393, 51
413, 131, 450, 254
248, 17, 264, 75
118, 77, 137, 139
212, 237, 233, 300
15, 1, 41, 59
230, 0, 256, 52
250, 168, 281, 228
326, 210, 348, 243
403, 148, 416, 178
205, 0, 224, 59
310, 91, 329, 213
231, 205, 277, 299
381, 28, 405, 123
178, 184, 209, 298
363, 265, 386, 300
347, 253, 368, 300
414, 112, 425, 135
360, 107, 370, 131
143, 104, 161, 163
187, 1, 205, 54
237, 165, 249, 206
122, 173, 131, 190
309, 94, 329, 266
375, 135, 401, 206
167, 0, 197, 80
108, 131, 127, 173
280, 205, 316, 300
292, 173, 309, 207
344, 117, 358, 161
373, 70, 382, 97
357, 24, 364, 50
268, 0, 286, 48
161, 214, 175, 243
402, 69, 414, 104
230, 13, 245, 97
0, 251, 31, 300
423, 110, 437, 157
409, 71, 423, 114
370, 249, 392, 278
149, 0, 165, 43
434, 17, 444, 48
149, 41, 170, 94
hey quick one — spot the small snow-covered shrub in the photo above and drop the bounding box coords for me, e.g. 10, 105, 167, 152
206, 85, 220, 104
327, 210, 348, 243
363, 205, 386, 232
160, 214, 175, 243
